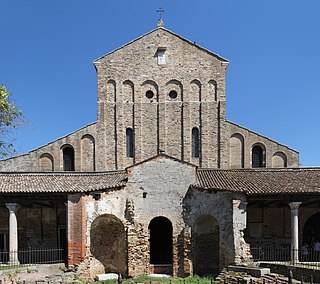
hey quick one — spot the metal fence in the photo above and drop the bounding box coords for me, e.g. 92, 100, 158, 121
250, 245, 320, 269
0, 248, 64, 268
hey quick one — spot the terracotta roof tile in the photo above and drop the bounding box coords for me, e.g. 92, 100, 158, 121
194, 168, 320, 196
0, 171, 127, 194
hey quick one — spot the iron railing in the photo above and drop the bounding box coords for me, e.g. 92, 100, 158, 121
0, 248, 64, 268
250, 245, 320, 269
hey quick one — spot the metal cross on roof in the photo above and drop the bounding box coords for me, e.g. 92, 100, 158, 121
157, 7, 164, 19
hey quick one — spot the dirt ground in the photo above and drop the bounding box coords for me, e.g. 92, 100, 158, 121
0, 263, 80, 284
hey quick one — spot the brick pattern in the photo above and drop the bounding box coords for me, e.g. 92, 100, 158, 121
67, 194, 86, 266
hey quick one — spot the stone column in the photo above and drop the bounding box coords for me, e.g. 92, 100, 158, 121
6, 203, 20, 265
289, 202, 301, 263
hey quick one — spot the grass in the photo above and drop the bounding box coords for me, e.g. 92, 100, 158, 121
89, 275, 214, 284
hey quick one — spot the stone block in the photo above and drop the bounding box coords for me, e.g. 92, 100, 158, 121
228, 265, 270, 277
95, 273, 119, 280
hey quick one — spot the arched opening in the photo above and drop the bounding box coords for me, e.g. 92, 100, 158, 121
193, 215, 220, 276
63, 146, 75, 171
90, 214, 127, 276
303, 212, 320, 248
149, 217, 173, 266
252, 145, 265, 168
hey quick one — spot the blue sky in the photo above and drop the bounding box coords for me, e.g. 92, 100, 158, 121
1, 0, 320, 166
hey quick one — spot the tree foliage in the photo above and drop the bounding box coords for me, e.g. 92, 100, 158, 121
0, 85, 24, 157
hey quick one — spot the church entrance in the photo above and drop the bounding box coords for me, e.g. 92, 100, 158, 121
149, 217, 173, 274
193, 215, 220, 276
90, 214, 127, 276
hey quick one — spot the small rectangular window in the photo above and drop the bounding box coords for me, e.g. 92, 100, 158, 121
157, 48, 166, 65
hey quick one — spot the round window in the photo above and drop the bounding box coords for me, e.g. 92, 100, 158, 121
169, 90, 177, 99
146, 90, 154, 99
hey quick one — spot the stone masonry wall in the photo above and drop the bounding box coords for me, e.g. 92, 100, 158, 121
95, 28, 228, 171
75, 155, 199, 279
124, 155, 198, 277
0, 123, 97, 172
183, 189, 249, 271
227, 121, 299, 168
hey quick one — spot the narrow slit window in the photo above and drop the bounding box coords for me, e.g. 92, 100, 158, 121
192, 127, 200, 158
126, 128, 134, 158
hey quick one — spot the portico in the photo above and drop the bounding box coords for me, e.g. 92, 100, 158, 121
0, 193, 67, 266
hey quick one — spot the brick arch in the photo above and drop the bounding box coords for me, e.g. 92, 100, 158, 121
165, 79, 183, 101
39, 153, 54, 171
192, 214, 220, 276
107, 79, 116, 102
190, 79, 201, 101
81, 134, 95, 171
229, 133, 244, 169
90, 214, 127, 276
123, 80, 134, 103
272, 151, 287, 168
208, 80, 217, 101
141, 80, 159, 102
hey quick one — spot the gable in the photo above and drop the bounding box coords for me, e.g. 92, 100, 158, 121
94, 27, 229, 82
126, 154, 197, 196
94, 27, 228, 64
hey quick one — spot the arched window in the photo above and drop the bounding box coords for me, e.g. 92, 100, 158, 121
126, 128, 134, 158
63, 146, 75, 171
252, 145, 265, 168
192, 127, 200, 158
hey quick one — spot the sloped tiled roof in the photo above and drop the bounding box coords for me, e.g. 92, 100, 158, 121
0, 171, 127, 194
194, 168, 320, 196
2, 167, 320, 197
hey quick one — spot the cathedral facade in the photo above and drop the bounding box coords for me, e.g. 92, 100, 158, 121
0, 25, 319, 280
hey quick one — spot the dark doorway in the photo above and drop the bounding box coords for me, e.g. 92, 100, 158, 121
303, 212, 320, 246
149, 217, 173, 264
193, 215, 220, 276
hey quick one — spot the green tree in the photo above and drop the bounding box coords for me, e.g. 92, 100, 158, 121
0, 85, 24, 157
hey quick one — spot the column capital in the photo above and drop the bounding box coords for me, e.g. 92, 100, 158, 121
5, 203, 20, 213
289, 202, 302, 211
